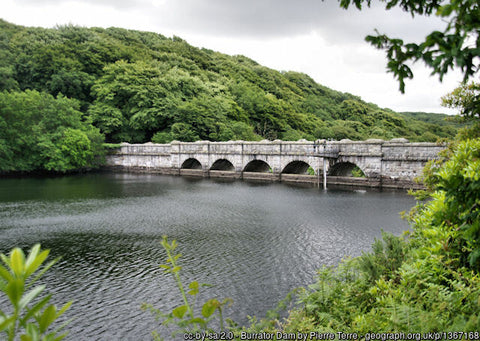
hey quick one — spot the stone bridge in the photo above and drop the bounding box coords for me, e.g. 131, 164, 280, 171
105, 138, 445, 189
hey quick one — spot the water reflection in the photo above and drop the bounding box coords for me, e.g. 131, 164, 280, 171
0, 173, 414, 340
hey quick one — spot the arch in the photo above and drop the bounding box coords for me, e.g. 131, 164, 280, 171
243, 160, 271, 173
282, 160, 313, 174
328, 162, 365, 177
181, 158, 202, 169
210, 159, 234, 171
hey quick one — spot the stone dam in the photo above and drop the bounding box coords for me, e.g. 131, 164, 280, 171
105, 138, 445, 189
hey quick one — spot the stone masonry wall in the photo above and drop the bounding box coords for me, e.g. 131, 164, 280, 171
105, 139, 444, 188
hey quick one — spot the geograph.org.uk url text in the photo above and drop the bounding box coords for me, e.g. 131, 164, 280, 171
185, 331, 480, 341
364, 332, 480, 341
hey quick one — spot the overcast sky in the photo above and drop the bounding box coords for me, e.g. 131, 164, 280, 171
3, 0, 464, 114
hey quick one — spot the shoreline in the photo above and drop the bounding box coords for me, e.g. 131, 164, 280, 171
102, 165, 424, 190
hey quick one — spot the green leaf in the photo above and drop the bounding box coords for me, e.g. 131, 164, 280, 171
24, 244, 40, 270
25, 249, 49, 278
188, 281, 199, 296
11, 248, 26, 277
171, 266, 181, 273
56, 301, 72, 318
0, 264, 13, 282
20, 294, 52, 326
28, 259, 58, 289
189, 317, 206, 326
6, 278, 25, 306
19, 285, 45, 311
24, 322, 40, 341
436, 4, 453, 17
0, 253, 10, 268
38, 305, 57, 333
201, 299, 219, 318
172, 305, 188, 319
0, 315, 15, 332
52, 332, 69, 341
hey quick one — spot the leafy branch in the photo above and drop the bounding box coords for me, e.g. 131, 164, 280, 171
143, 236, 232, 340
0, 244, 72, 341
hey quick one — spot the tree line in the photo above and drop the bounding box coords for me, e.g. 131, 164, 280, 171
0, 19, 461, 173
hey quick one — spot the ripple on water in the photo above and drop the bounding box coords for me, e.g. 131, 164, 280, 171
0, 174, 414, 340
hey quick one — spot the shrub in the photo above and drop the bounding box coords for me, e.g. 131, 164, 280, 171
0, 244, 71, 341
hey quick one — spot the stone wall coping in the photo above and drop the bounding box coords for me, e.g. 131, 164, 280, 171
119, 140, 444, 147
382, 142, 445, 147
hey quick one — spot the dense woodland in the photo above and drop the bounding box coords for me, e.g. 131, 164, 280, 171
0, 19, 461, 172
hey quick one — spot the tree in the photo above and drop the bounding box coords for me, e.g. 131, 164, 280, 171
0, 90, 104, 172
442, 81, 480, 120
170, 122, 199, 142
338, 99, 373, 125
89, 60, 175, 142
339, 0, 480, 93
440, 81, 480, 139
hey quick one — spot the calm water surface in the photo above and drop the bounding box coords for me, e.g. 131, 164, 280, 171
0, 173, 415, 340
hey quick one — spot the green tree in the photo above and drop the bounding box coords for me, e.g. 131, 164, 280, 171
230, 121, 262, 141
151, 131, 174, 144
337, 99, 372, 125
89, 60, 176, 142
441, 82, 480, 139
442, 81, 480, 120
170, 123, 199, 142
0, 90, 104, 172
339, 0, 480, 93
281, 127, 304, 141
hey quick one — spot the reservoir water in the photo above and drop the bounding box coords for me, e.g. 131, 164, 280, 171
0, 173, 415, 340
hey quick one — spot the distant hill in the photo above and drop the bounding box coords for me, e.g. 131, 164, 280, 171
0, 19, 460, 143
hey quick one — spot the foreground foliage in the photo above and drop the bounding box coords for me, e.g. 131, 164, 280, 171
340, 0, 480, 94
0, 244, 71, 341
143, 236, 231, 340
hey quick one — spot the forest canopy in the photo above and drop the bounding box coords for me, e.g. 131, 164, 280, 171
0, 18, 462, 167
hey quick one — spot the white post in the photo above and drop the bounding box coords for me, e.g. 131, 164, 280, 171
317, 167, 320, 188
323, 158, 327, 190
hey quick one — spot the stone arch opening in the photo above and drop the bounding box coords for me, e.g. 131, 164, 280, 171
210, 159, 234, 171
243, 160, 271, 173
328, 162, 365, 177
282, 161, 313, 174
181, 158, 202, 169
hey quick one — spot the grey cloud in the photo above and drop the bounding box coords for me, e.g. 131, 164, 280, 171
159, 0, 345, 37
151, 0, 447, 45
13, 0, 448, 47
15, 0, 146, 9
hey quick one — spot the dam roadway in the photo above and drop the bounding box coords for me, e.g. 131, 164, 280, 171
105, 138, 444, 189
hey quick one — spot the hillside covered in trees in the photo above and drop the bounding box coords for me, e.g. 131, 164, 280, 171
0, 19, 461, 172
